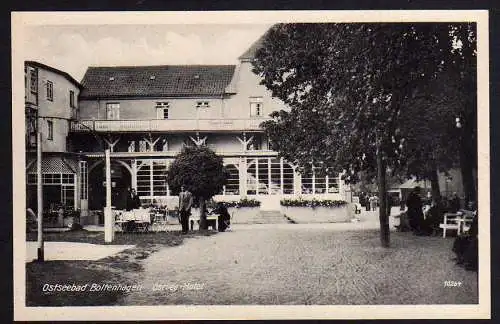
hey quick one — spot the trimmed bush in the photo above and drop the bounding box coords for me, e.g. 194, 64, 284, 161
223, 198, 261, 208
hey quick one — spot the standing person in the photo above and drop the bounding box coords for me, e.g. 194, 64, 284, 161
406, 186, 424, 235
449, 192, 461, 213
126, 188, 141, 211
364, 192, 371, 211
386, 194, 393, 217
178, 185, 193, 234
370, 195, 377, 212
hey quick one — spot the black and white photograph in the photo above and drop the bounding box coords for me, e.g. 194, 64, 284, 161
12, 11, 490, 320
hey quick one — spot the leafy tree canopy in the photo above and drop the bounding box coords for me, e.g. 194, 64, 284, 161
167, 146, 228, 200
254, 23, 476, 184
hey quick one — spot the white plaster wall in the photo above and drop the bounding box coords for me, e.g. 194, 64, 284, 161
79, 97, 224, 120
35, 67, 80, 153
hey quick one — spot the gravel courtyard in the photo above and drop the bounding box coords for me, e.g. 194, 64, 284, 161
118, 222, 478, 305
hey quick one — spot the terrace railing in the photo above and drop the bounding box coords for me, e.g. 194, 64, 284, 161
71, 118, 271, 133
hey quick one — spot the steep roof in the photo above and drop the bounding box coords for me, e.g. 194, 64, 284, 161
25, 61, 82, 89
79, 65, 236, 99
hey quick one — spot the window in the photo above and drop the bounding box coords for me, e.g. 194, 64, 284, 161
69, 90, 75, 108
47, 120, 53, 140
106, 103, 120, 120
250, 97, 263, 117
195, 101, 210, 108
46, 81, 53, 101
30, 70, 37, 93
156, 102, 169, 119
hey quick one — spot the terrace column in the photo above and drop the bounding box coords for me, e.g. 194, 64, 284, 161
104, 149, 114, 242
293, 166, 302, 196
78, 160, 88, 217
131, 159, 138, 190
338, 175, 346, 200
239, 157, 247, 196
236, 132, 253, 151
268, 158, 272, 195
280, 158, 284, 195
103, 136, 120, 152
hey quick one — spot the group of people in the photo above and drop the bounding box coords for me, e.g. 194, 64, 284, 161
358, 193, 380, 212
178, 186, 231, 234
400, 186, 478, 271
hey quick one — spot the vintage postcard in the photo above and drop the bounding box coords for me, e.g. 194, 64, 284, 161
12, 10, 490, 320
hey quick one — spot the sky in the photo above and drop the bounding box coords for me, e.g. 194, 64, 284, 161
21, 24, 271, 81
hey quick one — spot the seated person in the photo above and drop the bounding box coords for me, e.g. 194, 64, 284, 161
212, 202, 231, 232
452, 211, 478, 271
422, 199, 444, 235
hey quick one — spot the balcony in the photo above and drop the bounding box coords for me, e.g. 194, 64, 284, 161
82, 150, 278, 158
71, 118, 272, 133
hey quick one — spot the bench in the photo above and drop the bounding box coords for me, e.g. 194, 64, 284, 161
439, 213, 461, 238
191, 215, 219, 230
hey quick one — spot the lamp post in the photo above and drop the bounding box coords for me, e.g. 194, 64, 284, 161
36, 128, 44, 262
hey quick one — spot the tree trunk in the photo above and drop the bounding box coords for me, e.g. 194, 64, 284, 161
429, 168, 441, 204
377, 142, 390, 248
199, 198, 208, 230
459, 140, 476, 205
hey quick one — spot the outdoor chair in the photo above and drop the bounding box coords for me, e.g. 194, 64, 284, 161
461, 210, 476, 233
439, 213, 461, 238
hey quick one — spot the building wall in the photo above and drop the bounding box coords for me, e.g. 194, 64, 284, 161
28, 65, 80, 153
224, 61, 289, 119
78, 97, 225, 120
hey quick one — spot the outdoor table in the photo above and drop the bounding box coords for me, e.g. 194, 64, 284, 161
115, 208, 151, 233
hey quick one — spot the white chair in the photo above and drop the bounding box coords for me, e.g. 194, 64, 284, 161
439, 213, 461, 238
462, 210, 476, 233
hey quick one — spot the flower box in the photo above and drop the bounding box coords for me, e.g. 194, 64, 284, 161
280, 198, 350, 223
281, 205, 351, 223
227, 206, 261, 224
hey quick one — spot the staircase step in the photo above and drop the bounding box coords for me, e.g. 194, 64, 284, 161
250, 211, 289, 224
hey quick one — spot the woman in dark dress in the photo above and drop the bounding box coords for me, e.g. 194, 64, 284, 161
406, 186, 424, 234
214, 202, 231, 232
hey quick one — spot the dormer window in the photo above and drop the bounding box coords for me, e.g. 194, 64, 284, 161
109, 77, 115, 81
196, 101, 210, 108
150, 75, 156, 80
156, 102, 170, 119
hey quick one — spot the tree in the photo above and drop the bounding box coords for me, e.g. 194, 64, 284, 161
167, 146, 228, 230
253, 23, 476, 246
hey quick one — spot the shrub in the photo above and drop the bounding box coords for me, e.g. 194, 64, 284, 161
280, 198, 347, 208
223, 198, 261, 208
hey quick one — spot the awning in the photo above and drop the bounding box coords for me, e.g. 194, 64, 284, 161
389, 178, 428, 190
27, 156, 77, 174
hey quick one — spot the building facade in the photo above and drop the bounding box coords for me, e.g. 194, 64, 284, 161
25, 61, 82, 213
66, 41, 345, 224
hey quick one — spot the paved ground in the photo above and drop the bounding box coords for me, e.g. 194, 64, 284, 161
25, 242, 135, 262
117, 214, 478, 305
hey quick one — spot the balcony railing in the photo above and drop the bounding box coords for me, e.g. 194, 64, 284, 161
82, 150, 279, 158
71, 118, 272, 133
